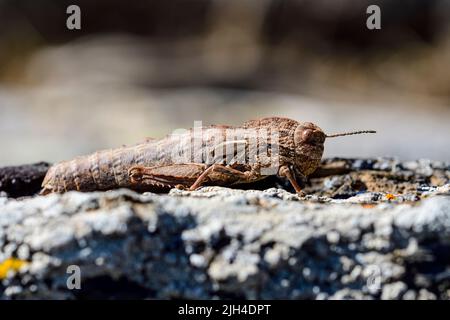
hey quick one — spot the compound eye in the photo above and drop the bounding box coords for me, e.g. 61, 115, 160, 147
302, 129, 313, 141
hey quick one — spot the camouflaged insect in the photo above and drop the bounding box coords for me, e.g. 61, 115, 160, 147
41, 117, 375, 195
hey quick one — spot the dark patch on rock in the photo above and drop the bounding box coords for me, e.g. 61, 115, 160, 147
73, 275, 155, 300
0, 162, 50, 198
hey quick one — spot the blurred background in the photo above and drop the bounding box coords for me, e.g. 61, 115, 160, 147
0, 0, 449, 166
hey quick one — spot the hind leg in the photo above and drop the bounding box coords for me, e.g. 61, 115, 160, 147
189, 164, 258, 191
128, 163, 207, 190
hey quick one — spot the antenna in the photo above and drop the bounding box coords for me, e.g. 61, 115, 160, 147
326, 130, 376, 138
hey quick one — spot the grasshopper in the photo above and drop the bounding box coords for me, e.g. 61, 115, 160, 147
41, 117, 375, 195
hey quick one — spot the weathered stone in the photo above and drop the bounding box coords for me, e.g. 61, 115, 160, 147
0, 158, 449, 299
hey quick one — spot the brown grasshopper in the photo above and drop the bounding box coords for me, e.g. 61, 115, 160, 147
41, 117, 375, 195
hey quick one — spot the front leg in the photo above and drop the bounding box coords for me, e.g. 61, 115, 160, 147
278, 165, 303, 194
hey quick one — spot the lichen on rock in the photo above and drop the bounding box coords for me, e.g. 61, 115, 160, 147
0, 158, 449, 299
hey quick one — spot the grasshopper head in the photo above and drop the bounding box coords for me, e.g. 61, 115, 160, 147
292, 122, 376, 176
295, 122, 326, 147
293, 122, 326, 176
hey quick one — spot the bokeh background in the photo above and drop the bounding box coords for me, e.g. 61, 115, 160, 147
0, 0, 449, 166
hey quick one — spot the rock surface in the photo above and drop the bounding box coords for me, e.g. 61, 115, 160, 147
0, 158, 449, 299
